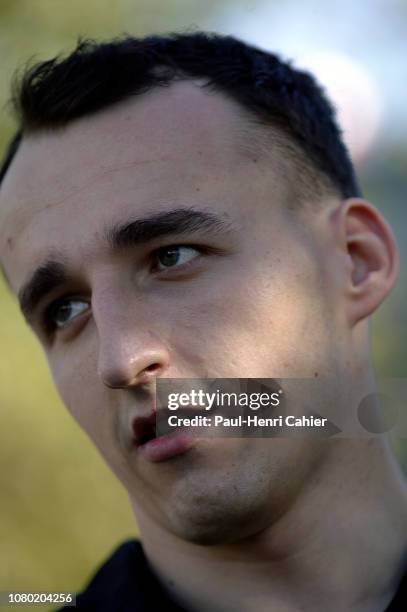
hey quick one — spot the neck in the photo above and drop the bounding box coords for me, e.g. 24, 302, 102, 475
133, 438, 407, 612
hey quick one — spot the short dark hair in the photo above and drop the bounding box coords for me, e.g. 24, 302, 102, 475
0, 32, 361, 199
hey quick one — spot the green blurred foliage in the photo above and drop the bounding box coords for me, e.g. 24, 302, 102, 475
0, 2, 406, 610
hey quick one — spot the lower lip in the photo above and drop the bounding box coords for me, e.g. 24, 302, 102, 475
138, 429, 196, 463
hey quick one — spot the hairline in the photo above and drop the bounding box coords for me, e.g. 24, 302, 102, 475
0, 75, 340, 210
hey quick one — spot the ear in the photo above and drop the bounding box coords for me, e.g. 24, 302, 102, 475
334, 198, 399, 326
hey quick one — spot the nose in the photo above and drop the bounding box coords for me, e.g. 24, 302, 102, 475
98, 343, 169, 388
95, 300, 170, 389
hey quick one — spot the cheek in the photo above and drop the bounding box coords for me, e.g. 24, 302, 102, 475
48, 352, 108, 441
161, 271, 273, 376
167, 251, 338, 378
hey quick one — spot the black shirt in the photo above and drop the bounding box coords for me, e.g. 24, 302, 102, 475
58, 539, 406, 611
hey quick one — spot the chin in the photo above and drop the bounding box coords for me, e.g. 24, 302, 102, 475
169, 507, 263, 546
165, 474, 273, 545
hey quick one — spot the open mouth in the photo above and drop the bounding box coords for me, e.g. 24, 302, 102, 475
132, 412, 158, 447
131, 409, 199, 463
132, 407, 206, 446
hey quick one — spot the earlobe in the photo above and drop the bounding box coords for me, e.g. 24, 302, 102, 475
341, 198, 399, 325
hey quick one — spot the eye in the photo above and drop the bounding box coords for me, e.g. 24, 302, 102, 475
44, 297, 89, 331
153, 245, 201, 271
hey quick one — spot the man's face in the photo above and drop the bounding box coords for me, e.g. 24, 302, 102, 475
0, 82, 346, 543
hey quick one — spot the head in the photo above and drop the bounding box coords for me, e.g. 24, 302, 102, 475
0, 33, 398, 545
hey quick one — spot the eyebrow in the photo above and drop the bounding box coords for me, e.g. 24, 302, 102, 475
18, 208, 231, 322
18, 260, 67, 323
104, 208, 229, 249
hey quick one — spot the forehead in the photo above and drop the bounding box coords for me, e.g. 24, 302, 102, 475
0, 80, 282, 293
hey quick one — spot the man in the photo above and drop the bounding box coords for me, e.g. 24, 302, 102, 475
0, 33, 406, 611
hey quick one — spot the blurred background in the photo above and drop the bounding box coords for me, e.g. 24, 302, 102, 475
0, 1, 406, 609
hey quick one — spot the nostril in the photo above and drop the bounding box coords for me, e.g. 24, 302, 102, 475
145, 363, 161, 373
136, 362, 164, 385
